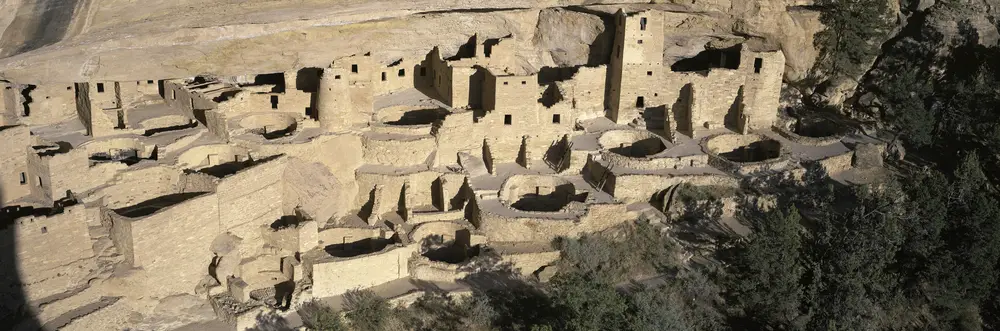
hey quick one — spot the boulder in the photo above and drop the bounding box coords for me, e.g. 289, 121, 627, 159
210, 233, 242, 256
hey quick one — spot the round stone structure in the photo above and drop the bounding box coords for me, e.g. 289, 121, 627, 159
776, 116, 848, 146
597, 129, 668, 158
704, 133, 789, 175
499, 175, 583, 212
237, 113, 297, 139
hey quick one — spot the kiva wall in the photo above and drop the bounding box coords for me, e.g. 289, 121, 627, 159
311, 244, 418, 297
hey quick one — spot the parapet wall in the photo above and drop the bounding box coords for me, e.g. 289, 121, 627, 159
311, 244, 419, 297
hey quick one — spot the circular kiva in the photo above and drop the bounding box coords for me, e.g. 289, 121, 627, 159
238, 113, 297, 138
790, 118, 847, 139
705, 133, 782, 163
499, 175, 579, 212
597, 129, 668, 158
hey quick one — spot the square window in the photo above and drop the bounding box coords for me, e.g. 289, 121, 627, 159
636, 96, 645, 108
96, 83, 105, 93
552, 114, 561, 124
270, 95, 279, 109
521, 81, 526, 85
503, 81, 509, 85
66, 86, 71, 90
504, 114, 512, 125
638, 40, 643, 44
41, 227, 47, 234
335, 75, 341, 80
398, 69, 405, 77
647, 71, 652, 76
147, 80, 154, 84
351, 64, 358, 73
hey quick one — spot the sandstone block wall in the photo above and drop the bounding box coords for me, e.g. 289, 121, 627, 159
621, 10, 665, 66
217, 157, 286, 256
25, 145, 55, 202
607, 9, 784, 130
106, 208, 135, 265
162, 80, 218, 122
372, 58, 419, 95
0, 206, 95, 284
740, 51, 784, 130
130, 193, 220, 298
99, 166, 183, 209
0, 126, 31, 206
311, 244, 418, 297
355, 170, 442, 214
89, 82, 120, 110
19, 84, 77, 127
261, 220, 318, 253
214, 87, 311, 119
1, 82, 22, 125
118, 79, 160, 108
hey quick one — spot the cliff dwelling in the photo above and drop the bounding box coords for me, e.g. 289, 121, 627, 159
0, 5, 890, 331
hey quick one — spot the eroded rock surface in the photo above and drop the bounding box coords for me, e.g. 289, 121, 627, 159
0, 0, 823, 83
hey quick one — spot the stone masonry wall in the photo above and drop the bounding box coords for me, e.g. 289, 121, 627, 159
130, 193, 220, 298
0, 206, 95, 284
217, 157, 286, 257
0, 126, 31, 206
311, 244, 418, 297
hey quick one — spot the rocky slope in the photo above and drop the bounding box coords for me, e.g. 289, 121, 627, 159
0, 0, 824, 84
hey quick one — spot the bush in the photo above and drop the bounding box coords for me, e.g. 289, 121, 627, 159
298, 299, 346, 331
557, 222, 679, 283
343, 289, 392, 331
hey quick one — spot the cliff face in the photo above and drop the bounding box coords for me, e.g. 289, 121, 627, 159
853, 0, 1000, 112
0, 0, 824, 84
